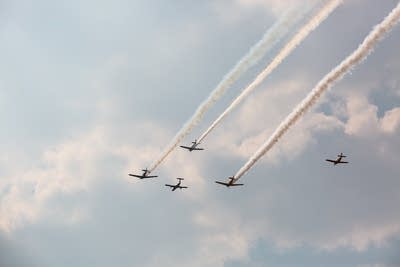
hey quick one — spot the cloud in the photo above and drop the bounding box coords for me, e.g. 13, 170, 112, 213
344, 93, 381, 137
380, 107, 400, 133
236, 0, 314, 16
338, 91, 400, 137
190, 76, 400, 258
203, 76, 344, 164
0, 123, 167, 233
226, 235, 400, 267
210, 0, 311, 24
0, 129, 99, 232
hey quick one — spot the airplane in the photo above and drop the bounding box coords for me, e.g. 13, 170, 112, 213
180, 139, 204, 152
215, 176, 244, 187
325, 153, 349, 165
165, 178, 188, 191
128, 168, 158, 179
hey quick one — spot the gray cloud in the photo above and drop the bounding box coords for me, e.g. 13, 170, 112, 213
226, 236, 400, 267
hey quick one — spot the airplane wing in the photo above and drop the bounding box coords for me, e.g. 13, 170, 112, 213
325, 159, 336, 163
229, 183, 244, 186
215, 181, 229, 186
129, 174, 157, 179
129, 174, 145, 178
338, 161, 349, 164
192, 148, 204, 151
180, 186, 188, 189
180, 146, 191, 150
165, 184, 175, 187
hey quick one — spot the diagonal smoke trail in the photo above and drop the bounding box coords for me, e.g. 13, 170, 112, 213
234, 1, 400, 181
197, 0, 342, 144
148, 1, 321, 172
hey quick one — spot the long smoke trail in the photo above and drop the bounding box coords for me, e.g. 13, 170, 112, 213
148, 1, 321, 172
197, 0, 342, 144
234, 1, 400, 180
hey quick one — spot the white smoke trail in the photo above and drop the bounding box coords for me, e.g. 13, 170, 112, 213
197, 0, 342, 144
234, 1, 400, 180
148, 1, 321, 172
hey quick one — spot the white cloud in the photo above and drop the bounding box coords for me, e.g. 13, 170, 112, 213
204, 76, 343, 164
237, 0, 314, 16
344, 93, 380, 137
340, 92, 400, 137
0, 123, 167, 233
329, 224, 400, 252
226, 112, 343, 166
0, 130, 99, 232
184, 76, 400, 256
211, 0, 307, 24
380, 107, 400, 134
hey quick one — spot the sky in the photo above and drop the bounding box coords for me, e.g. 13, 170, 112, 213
0, 0, 400, 266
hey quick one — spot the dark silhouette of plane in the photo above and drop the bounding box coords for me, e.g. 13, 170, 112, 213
325, 153, 349, 165
215, 176, 244, 187
165, 178, 188, 191
129, 168, 158, 179
180, 140, 204, 152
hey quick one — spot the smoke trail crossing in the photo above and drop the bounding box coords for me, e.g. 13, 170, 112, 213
149, 1, 320, 172
234, 1, 400, 180
197, 0, 342, 144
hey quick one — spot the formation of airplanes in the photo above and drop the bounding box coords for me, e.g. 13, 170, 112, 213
129, 140, 349, 192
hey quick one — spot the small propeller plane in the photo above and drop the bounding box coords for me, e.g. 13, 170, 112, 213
129, 168, 158, 179
165, 178, 188, 191
325, 153, 349, 165
215, 176, 244, 187
180, 140, 204, 152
